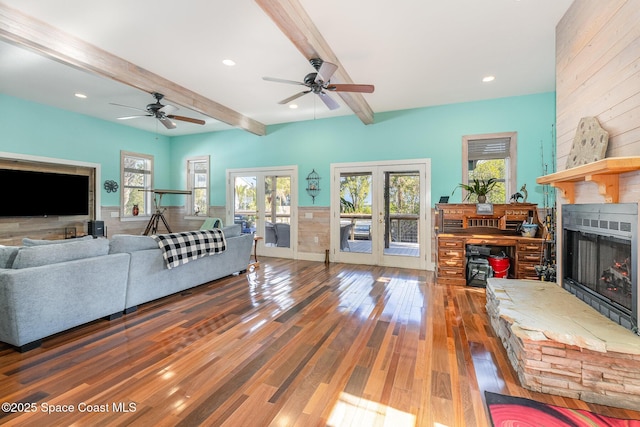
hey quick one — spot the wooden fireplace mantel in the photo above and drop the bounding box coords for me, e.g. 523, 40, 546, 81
536, 156, 640, 204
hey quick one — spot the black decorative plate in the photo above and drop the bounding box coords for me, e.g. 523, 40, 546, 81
104, 180, 119, 193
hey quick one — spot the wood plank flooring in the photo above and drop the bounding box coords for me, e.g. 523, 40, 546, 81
0, 258, 639, 426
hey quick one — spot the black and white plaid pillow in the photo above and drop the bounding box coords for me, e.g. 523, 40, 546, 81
152, 229, 226, 269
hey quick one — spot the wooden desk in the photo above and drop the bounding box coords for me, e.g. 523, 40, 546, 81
435, 203, 543, 285
437, 233, 544, 285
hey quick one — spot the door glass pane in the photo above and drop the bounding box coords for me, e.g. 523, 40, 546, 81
234, 176, 257, 234
339, 172, 372, 254
264, 175, 291, 248
384, 171, 420, 257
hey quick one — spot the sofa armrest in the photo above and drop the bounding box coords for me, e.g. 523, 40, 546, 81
0, 253, 130, 347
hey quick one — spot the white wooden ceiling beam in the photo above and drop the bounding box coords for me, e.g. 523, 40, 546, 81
256, 0, 375, 125
0, 3, 267, 136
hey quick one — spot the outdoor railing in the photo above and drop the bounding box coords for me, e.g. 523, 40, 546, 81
340, 213, 419, 243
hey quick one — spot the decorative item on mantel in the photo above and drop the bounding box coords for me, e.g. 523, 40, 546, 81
536, 115, 640, 204
306, 169, 320, 204
565, 116, 609, 168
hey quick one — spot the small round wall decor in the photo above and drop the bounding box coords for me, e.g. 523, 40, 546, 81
104, 180, 119, 193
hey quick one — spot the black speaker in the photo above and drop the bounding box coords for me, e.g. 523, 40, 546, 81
88, 220, 105, 237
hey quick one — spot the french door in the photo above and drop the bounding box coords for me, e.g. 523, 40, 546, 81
331, 160, 432, 269
227, 166, 297, 258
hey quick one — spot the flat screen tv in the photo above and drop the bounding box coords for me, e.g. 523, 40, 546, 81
0, 169, 90, 217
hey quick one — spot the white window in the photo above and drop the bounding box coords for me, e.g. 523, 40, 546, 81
121, 151, 153, 217
186, 156, 210, 216
462, 132, 517, 203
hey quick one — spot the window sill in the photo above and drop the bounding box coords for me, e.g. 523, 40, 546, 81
120, 216, 151, 222
184, 215, 207, 221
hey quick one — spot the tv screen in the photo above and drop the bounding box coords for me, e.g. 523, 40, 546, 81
0, 169, 90, 217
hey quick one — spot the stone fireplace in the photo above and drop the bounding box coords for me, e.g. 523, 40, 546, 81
485, 203, 640, 410
562, 203, 638, 334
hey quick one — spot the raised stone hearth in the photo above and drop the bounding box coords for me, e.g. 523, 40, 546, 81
486, 278, 640, 411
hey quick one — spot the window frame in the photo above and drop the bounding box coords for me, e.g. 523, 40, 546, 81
186, 155, 210, 217
462, 132, 517, 203
120, 150, 154, 219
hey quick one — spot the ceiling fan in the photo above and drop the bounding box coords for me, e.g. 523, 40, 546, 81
263, 58, 374, 110
110, 92, 206, 129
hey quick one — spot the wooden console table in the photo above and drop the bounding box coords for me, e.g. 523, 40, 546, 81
436, 203, 544, 285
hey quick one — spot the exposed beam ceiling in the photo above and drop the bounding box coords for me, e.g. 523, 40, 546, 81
0, 1, 574, 137
0, 2, 267, 135
255, 0, 374, 125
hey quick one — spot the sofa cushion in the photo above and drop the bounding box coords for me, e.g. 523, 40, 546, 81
221, 224, 241, 238
0, 246, 20, 268
22, 235, 93, 246
12, 238, 110, 269
109, 234, 159, 254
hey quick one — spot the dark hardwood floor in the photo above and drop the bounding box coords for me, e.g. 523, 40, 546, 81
1, 258, 638, 426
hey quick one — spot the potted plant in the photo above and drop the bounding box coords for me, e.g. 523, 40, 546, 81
452, 178, 499, 203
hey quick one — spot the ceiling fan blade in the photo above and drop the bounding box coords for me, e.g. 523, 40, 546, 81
317, 92, 340, 110
159, 104, 178, 115
117, 114, 152, 120
109, 102, 147, 113
158, 116, 177, 129
316, 61, 338, 83
263, 76, 306, 86
168, 115, 206, 125
278, 91, 311, 105
326, 84, 375, 93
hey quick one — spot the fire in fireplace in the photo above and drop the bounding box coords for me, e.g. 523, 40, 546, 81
563, 203, 638, 334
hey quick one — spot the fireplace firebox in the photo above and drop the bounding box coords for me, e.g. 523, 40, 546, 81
563, 203, 638, 334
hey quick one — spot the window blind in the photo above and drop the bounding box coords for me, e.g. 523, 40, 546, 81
468, 137, 511, 160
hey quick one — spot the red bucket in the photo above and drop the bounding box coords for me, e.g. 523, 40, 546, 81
488, 255, 510, 278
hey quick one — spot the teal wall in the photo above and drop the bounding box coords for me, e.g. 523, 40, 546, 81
1, 92, 555, 208
0, 94, 172, 207
171, 92, 556, 207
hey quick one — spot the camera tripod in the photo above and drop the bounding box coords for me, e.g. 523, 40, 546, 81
143, 207, 172, 235
141, 189, 191, 235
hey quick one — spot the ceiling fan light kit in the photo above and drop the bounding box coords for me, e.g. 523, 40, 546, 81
111, 92, 205, 130
263, 58, 374, 111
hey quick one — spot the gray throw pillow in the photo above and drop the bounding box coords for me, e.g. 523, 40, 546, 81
109, 234, 158, 254
221, 224, 242, 238
23, 235, 93, 246
12, 238, 109, 269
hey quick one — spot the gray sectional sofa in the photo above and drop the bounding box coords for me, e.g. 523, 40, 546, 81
0, 225, 253, 351
109, 225, 254, 311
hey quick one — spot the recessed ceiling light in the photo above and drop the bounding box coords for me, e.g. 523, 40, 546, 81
482, 75, 495, 83
222, 59, 236, 67
289, 104, 298, 109
74, 93, 87, 99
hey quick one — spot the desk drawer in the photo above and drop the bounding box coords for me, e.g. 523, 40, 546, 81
439, 257, 463, 268
437, 275, 467, 286
517, 252, 542, 263
517, 242, 543, 253
438, 238, 463, 249
437, 266, 465, 285
517, 262, 539, 280
439, 248, 464, 260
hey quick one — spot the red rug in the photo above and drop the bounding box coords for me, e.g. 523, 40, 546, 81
485, 391, 640, 427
